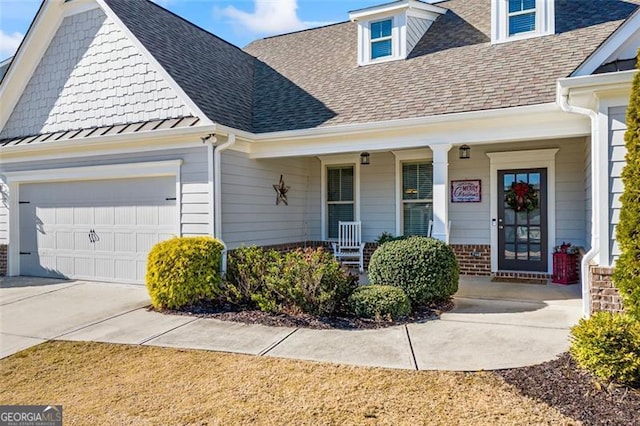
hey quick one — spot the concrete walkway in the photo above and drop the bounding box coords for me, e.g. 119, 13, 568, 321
0, 276, 582, 371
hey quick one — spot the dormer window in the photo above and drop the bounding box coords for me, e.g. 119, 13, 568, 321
350, 0, 447, 66
370, 19, 393, 60
492, 0, 554, 44
508, 0, 536, 35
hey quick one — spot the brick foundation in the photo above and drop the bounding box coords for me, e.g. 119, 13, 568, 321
450, 244, 491, 276
0, 244, 6, 276
589, 266, 624, 314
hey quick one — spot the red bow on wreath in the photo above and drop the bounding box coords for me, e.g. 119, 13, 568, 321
505, 181, 539, 213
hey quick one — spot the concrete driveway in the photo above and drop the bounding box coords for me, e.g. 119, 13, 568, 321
0, 276, 583, 371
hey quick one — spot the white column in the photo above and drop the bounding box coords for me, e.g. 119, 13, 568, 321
429, 144, 452, 242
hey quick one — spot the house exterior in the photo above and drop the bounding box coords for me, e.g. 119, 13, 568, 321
1, 0, 638, 316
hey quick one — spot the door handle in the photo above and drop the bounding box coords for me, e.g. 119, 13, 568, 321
89, 229, 99, 243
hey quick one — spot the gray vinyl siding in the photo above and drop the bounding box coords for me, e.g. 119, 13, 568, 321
609, 106, 627, 262
448, 137, 588, 247
1, 8, 190, 139
0, 146, 209, 239
360, 152, 396, 241
221, 151, 315, 248
406, 16, 431, 54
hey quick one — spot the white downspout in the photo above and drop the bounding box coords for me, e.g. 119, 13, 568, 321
558, 90, 598, 317
214, 133, 236, 274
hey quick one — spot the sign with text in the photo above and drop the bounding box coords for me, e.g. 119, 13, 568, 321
451, 180, 481, 203
1, 405, 62, 426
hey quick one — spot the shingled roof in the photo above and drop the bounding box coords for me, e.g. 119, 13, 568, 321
244, 0, 640, 132
104, 0, 639, 134
104, 0, 255, 132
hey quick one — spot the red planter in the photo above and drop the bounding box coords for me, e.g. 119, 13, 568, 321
552, 253, 579, 284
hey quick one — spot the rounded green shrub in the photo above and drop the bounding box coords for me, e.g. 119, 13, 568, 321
570, 312, 640, 386
348, 285, 411, 320
146, 236, 224, 310
368, 236, 459, 306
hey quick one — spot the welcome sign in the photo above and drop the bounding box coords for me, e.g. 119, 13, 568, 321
451, 180, 481, 203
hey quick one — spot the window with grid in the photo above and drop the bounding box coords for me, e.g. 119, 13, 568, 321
327, 166, 354, 239
402, 162, 433, 236
508, 0, 536, 36
370, 19, 392, 60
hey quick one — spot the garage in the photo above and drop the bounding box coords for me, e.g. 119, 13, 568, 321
18, 176, 178, 284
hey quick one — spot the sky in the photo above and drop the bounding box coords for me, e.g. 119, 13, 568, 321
0, 0, 382, 60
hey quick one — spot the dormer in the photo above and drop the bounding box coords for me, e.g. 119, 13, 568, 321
349, 0, 447, 66
491, 0, 555, 44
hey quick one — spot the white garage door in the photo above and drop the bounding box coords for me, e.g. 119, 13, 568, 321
19, 176, 177, 284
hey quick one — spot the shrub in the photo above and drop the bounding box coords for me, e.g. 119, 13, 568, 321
613, 50, 640, 320
570, 312, 640, 386
375, 232, 408, 246
368, 236, 459, 306
348, 285, 412, 320
224, 245, 282, 311
146, 237, 224, 310
224, 246, 357, 315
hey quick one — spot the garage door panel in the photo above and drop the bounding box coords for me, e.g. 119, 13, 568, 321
20, 176, 178, 284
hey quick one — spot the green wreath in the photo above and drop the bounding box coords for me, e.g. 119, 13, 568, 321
505, 181, 539, 213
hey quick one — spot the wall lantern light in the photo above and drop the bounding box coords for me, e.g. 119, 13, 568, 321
360, 152, 371, 165
459, 144, 471, 159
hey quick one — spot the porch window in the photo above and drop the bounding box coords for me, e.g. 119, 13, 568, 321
402, 162, 433, 236
327, 166, 354, 239
508, 0, 536, 36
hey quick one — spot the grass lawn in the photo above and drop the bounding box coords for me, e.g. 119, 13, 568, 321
0, 341, 575, 425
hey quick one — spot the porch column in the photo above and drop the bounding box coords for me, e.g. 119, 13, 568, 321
429, 144, 452, 242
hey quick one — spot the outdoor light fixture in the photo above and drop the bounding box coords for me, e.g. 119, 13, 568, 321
360, 152, 370, 165
459, 144, 471, 159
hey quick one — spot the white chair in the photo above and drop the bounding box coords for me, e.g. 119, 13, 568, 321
331, 221, 366, 273
427, 220, 452, 242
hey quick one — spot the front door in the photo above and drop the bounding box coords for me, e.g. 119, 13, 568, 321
497, 168, 547, 272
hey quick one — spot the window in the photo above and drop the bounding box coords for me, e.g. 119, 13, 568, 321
402, 162, 433, 236
370, 19, 392, 60
327, 166, 354, 239
508, 0, 536, 36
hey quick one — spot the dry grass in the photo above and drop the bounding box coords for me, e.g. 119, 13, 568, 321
0, 341, 577, 425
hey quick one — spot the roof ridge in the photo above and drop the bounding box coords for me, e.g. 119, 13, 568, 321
141, 0, 251, 56
256, 20, 350, 42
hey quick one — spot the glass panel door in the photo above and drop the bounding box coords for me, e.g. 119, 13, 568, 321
498, 168, 547, 272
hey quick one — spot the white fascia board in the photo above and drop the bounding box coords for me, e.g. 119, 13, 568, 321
572, 9, 640, 77
349, 0, 446, 21
251, 103, 561, 143
0, 124, 216, 163
558, 70, 637, 94
95, 0, 213, 125
249, 106, 590, 159
0, 0, 64, 130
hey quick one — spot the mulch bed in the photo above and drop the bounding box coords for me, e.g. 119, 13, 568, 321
160, 299, 454, 330
498, 353, 640, 425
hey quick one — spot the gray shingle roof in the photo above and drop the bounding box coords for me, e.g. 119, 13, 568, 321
104, 0, 255, 132
244, 0, 639, 132
105, 0, 639, 134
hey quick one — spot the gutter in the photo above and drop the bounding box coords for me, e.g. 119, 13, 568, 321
204, 133, 236, 275
557, 86, 598, 318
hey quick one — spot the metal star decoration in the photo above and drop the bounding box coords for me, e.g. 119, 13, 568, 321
273, 174, 290, 205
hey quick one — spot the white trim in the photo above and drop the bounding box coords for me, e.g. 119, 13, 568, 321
319, 154, 361, 240
486, 148, 558, 274
349, 0, 446, 22
392, 148, 433, 235
429, 144, 451, 242
492, 0, 554, 44
95, 0, 212, 124
4, 159, 183, 277
572, 9, 640, 77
